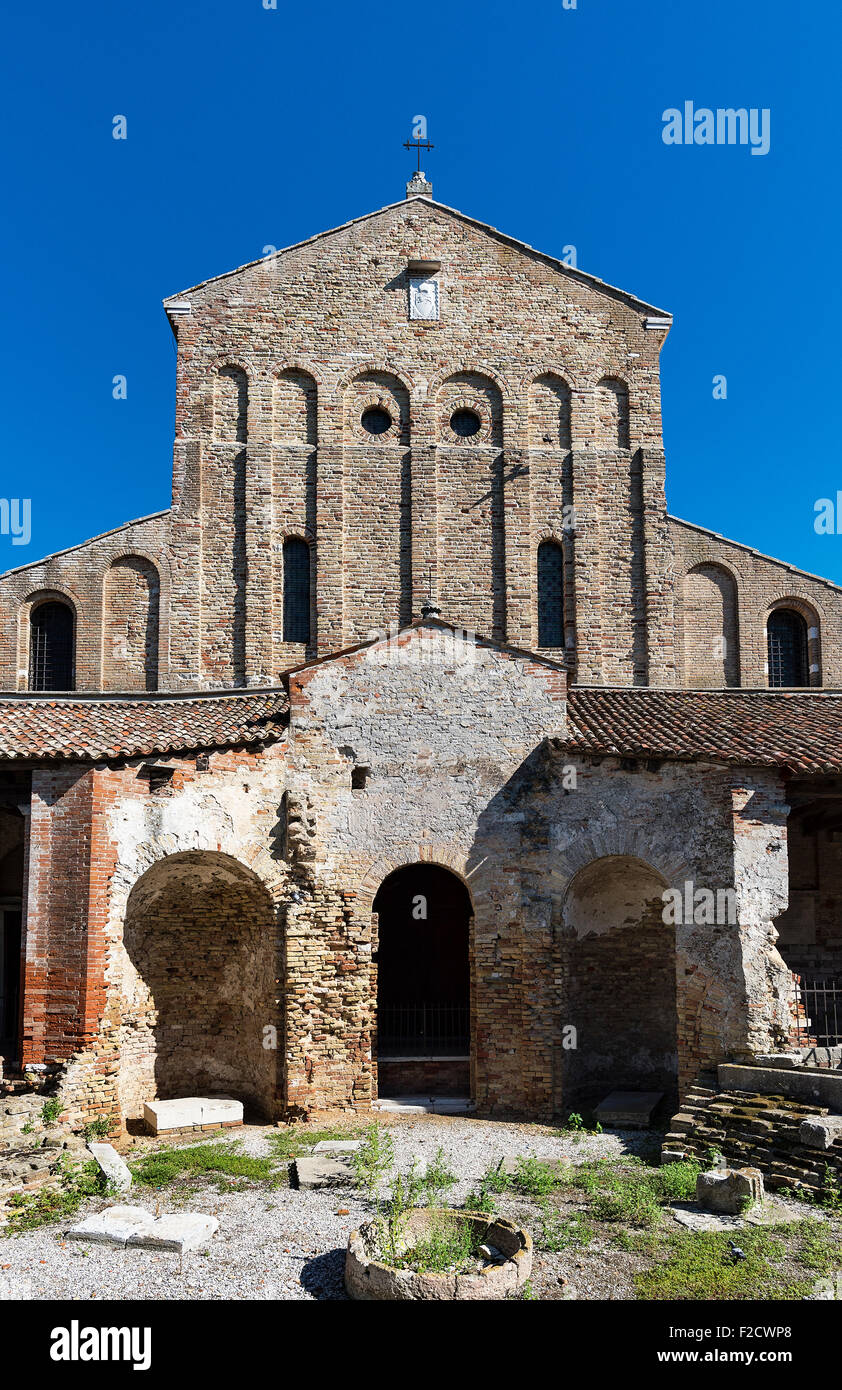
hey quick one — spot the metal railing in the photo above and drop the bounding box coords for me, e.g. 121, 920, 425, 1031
378, 1003, 470, 1057
791, 975, 842, 1047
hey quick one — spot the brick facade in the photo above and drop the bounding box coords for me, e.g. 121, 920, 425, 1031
0, 187, 839, 1138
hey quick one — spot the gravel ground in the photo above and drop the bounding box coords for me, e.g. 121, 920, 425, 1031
0, 1115, 818, 1301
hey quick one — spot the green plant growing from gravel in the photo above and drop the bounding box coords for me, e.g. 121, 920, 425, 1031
40, 1099, 62, 1127
635, 1227, 811, 1301
269, 1125, 363, 1163
534, 1203, 594, 1252
419, 1147, 458, 1207
131, 1142, 275, 1191
353, 1123, 395, 1206
465, 1160, 513, 1213
510, 1157, 559, 1198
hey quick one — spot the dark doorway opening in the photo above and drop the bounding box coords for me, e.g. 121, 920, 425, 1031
374, 864, 471, 1097
0, 909, 21, 1061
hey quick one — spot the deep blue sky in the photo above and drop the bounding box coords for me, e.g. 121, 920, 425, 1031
2, 0, 840, 579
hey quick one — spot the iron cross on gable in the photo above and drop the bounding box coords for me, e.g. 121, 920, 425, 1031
403, 131, 434, 172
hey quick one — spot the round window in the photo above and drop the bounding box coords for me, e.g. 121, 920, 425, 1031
361, 406, 393, 436
450, 408, 482, 438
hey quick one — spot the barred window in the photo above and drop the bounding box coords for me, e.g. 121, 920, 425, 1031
767, 608, 808, 687
29, 601, 74, 690
537, 540, 565, 648
283, 537, 311, 644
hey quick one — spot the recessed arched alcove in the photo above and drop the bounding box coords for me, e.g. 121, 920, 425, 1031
374, 863, 472, 1098
119, 851, 279, 1122
561, 855, 678, 1112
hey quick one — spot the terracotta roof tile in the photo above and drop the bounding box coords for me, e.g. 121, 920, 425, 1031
561, 689, 842, 774
0, 690, 288, 761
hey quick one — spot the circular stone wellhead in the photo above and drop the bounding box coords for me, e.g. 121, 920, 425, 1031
344, 1209, 533, 1301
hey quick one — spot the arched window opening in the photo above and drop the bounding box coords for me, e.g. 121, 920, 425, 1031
768, 609, 809, 687
283, 537, 311, 644
29, 601, 74, 691
537, 540, 565, 648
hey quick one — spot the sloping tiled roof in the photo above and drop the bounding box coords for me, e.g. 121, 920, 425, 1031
562, 689, 842, 775
0, 690, 288, 761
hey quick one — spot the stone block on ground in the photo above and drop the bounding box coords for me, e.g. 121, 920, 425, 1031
87, 1142, 132, 1191
696, 1167, 764, 1215
594, 1091, 664, 1129
293, 1154, 356, 1189
66, 1204, 218, 1252
142, 1097, 243, 1135
66, 1205, 155, 1246
312, 1140, 361, 1153
127, 1212, 218, 1252
799, 1116, 842, 1151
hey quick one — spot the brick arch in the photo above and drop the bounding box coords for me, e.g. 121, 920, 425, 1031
528, 371, 572, 448
434, 370, 504, 447
118, 850, 282, 1122
593, 375, 630, 449
357, 845, 477, 916
272, 366, 318, 445
765, 595, 822, 687
342, 368, 411, 446
545, 832, 694, 919
681, 561, 740, 688
335, 360, 415, 398
19, 587, 80, 692
102, 554, 160, 691
212, 362, 249, 443
427, 362, 510, 404
558, 853, 679, 1106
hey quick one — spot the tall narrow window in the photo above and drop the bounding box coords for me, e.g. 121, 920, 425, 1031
767, 608, 809, 687
537, 540, 565, 648
29, 601, 74, 690
283, 538, 311, 644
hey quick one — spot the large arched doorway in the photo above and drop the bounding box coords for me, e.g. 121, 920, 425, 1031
374, 864, 471, 1099
120, 851, 279, 1123
561, 856, 678, 1113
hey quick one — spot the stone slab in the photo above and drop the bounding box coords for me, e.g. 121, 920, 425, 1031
669, 1196, 805, 1233
719, 1064, 842, 1109
142, 1097, 243, 1134
127, 1212, 218, 1252
87, 1142, 132, 1192
373, 1096, 473, 1115
312, 1140, 361, 1153
594, 1091, 664, 1129
293, 1154, 356, 1189
66, 1205, 155, 1246
66, 1204, 218, 1252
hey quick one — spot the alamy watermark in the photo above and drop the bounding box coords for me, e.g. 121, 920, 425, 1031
662, 103, 771, 156
0, 498, 31, 546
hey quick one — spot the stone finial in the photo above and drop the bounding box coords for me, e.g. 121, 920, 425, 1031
406, 170, 433, 199
420, 598, 442, 619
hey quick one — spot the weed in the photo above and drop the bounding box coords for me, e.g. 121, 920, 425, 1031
131, 1143, 275, 1191
388, 1210, 482, 1275
353, 1123, 395, 1205
40, 1099, 62, 1127
534, 1202, 594, 1252
3, 1159, 104, 1235
420, 1147, 458, 1207
635, 1227, 810, 1301
81, 1117, 113, 1144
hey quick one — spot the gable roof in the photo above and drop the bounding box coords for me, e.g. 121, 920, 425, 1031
283, 615, 570, 681
561, 687, 842, 775
0, 689, 288, 761
164, 196, 672, 322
